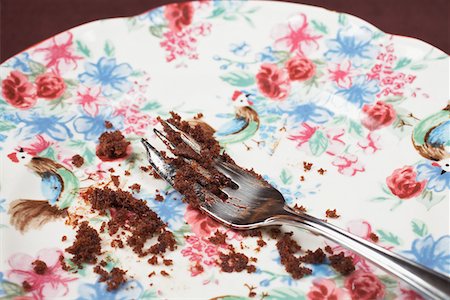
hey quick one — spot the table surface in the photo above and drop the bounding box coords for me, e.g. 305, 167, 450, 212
1, 0, 449, 62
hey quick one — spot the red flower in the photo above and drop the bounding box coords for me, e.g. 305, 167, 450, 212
361, 101, 396, 131
35, 73, 66, 99
285, 56, 316, 81
345, 270, 385, 300
256, 63, 290, 100
164, 2, 194, 32
184, 205, 221, 237
386, 166, 426, 199
1, 71, 36, 109
307, 278, 349, 300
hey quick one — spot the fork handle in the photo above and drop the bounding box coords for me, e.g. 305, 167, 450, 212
270, 206, 450, 300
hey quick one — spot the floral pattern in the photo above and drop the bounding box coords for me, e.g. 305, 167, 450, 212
0, 1, 448, 299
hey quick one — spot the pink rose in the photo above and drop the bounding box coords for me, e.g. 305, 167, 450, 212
256, 63, 290, 100
307, 278, 349, 300
1, 71, 36, 109
345, 270, 385, 300
361, 101, 396, 131
386, 166, 426, 199
285, 56, 316, 81
35, 73, 66, 99
164, 2, 194, 32
184, 205, 221, 237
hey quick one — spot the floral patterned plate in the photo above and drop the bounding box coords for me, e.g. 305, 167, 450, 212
0, 1, 449, 299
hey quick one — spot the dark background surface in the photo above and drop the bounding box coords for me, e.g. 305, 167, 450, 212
1, 0, 449, 62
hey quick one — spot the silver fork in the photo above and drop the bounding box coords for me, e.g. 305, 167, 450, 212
141, 122, 450, 300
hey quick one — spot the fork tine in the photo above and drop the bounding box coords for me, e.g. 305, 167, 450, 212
140, 138, 176, 185
161, 119, 202, 154
153, 128, 175, 151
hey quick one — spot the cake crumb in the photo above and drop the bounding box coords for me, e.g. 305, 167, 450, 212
22, 281, 32, 292
163, 259, 173, 266
94, 266, 127, 291
124, 170, 130, 176
303, 162, 313, 171
300, 176, 305, 181
104, 121, 113, 129
96, 130, 130, 161
293, 204, 307, 213
300, 248, 325, 264
329, 252, 355, 275
269, 228, 281, 239
148, 256, 158, 265
129, 183, 141, 193
208, 230, 227, 245
219, 250, 256, 273
324, 245, 334, 254
148, 271, 156, 278
32, 260, 48, 275
155, 193, 164, 202
160, 270, 170, 277
65, 221, 102, 268
325, 209, 340, 218
61, 235, 67, 242
317, 168, 327, 175
111, 239, 124, 248
369, 232, 379, 242
111, 175, 120, 187
108, 168, 115, 173
71, 155, 84, 168
257, 239, 267, 247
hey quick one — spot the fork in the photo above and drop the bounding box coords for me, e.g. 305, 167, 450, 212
141, 121, 450, 300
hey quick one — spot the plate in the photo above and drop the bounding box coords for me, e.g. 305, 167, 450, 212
0, 1, 448, 299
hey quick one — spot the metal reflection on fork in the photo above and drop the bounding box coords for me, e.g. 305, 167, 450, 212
141, 120, 450, 300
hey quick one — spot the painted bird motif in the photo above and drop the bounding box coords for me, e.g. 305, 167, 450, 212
213, 90, 260, 145
7, 149, 79, 232
412, 103, 450, 174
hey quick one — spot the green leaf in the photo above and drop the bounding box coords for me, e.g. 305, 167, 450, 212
410, 64, 427, 70
393, 57, 411, 70
0, 120, 15, 132
372, 30, 385, 40
141, 101, 161, 111
173, 224, 191, 246
370, 196, 389, 202
149, 25, 164, 38
76, 40, 90, 57
348, 119, 364, 138
28, 60, 46, 75
1, 281, 24, 297
209, 7, 226, 18
266, 288, 306, 300
332, 115, 347, 125
338, 13, 347, 25
311, 20, 328, 34
139, 290, 158, 300
309, 130, 328, 156
280, 169, 293, 185
223, 14, 238, 21
220, 71, 255, 87
39, 147, 57, 160
67, 140, 86, 148
411, 219, 428, 237
64, 79, 78, 87
378, 275, 398, 288
376, 229, 401, 245
245, 7, 260, 14
83, 147, 96, 165
416, 189, 445, 210
104, 40, 115, 57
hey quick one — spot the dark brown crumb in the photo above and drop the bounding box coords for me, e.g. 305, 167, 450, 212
94, 266, 127, 291
268, 228, 281, 239
129, 183, 141, 193
328, 252, 355, 275
193, 112, 204, 120
124, 170, 131, 176
71, 154, 84, 168
303, 161, 313, 171
155, 193, 164, 202
99, 222, 106, 233
317, 168, 327, 175
324, 245, 334, 254
257, 239, 267, 247
140, 166, 149, 172
293, 204, 307, 213
218, 249, 256, 273
61, 235, 67, 242
163, 259, 173, 266
22, 281, 32, 292
82, 187, 176, 257
148, 271, 156, 278
111, 239, 124, 248
151, 169, 161, 179
276, 232, 312, 279
65, 221, 102, 268
96, 130, 130, 161
300, 176, 305, 181
241, 229, 262, 238
108, 168, 115, 173
59, 255, 70, 271
32, 260, 48, 275
325, 209, 340, 218
300, 248, 326, 264
160, 270, 170, 277
111, 175, 120, 187
208, 230, 227, 245
369, 232, 379, 242
99, 260, 107, 267
104, 121, 113, 129
147, 256, 158, 265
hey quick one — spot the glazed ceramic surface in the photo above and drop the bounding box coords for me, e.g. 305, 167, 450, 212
0, 1, 448, 299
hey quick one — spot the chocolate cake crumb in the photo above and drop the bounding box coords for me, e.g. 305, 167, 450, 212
148, 256, 158, 265
111, 239, 124, 248
276, 232, 312, 279
241, 229, 262, 238
96, 130, 130, 161
59, 255, 70, 271
148, 271, 156, 278
129, 183, 141, 193
160, 270, 170, 277
325, 209, 340, 218
193, 113, 204, 120
95, 266, 127, 291
65, 221, 102, 268
32, 260, 48, 275
22, 281, 32, 292
209, 230, 227, 245
99, 260, 107, 267
324, 245, 334, 254
155, 193, 164, 202
257, 239, 267, 247
317, 168, 326, 175
269, 228, 281, 239
61, 235, 67, 242
104, 121, 113, 129
303, 162, 313, 171
329, 252, 355, 275
369, 232, 379, 242
219, 250, 255, 273
163, 259, 173, 266
293, 204, 307, 213
100, 222, 106, 233
108, 168, 115, 173
111, 175, 120, 187
151, 169, 161, 179
300, 176, 305, 181
140, 166, 149, 172
300, 248, 325, 264
124, 170, 131, 176
71, 155, 84, 168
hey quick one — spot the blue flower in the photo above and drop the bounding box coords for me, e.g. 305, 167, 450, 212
263, 175, 303, 205
77, 280, 143, 300
143, 190, 187, 230
138, 7, 165, 24
274, 102, 334, 124
256, 46, 277, 62
258, 124, 277, 140
336, 75, 379, 108
403, 235, 450, 274
324, 26, 379, 67
16, 112, 73, 141
416, 163, 450, 192
259, 279, 271, 287
73, 106, 123, 140
311, 263, 334, 277
79, 57, 133, 96
6, 53, 31, 73
230, 42, 251, 57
